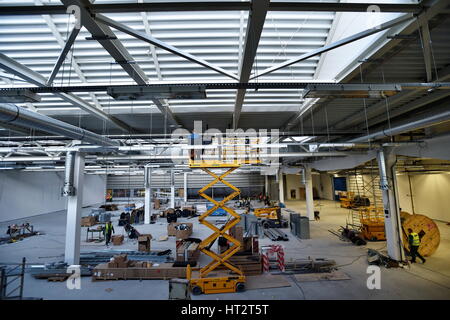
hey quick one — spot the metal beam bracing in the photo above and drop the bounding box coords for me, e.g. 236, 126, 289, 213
0, 2, 424, 16
334, 65, 450, 130
251, 14, 414, 80
60, 0, 180, 127
419, 22, 434, 82
0, 52, 132, 132
283, 0, 450, 131
94, 14, 238, 81
3, 82, 449, 94
47, 27, 80, 86
139, 0, 162, 81
233, 0, 269, 129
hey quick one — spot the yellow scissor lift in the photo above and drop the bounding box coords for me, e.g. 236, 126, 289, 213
187, 138, 260, 294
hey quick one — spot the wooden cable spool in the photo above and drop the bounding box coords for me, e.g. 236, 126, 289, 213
400, 211, 440, 257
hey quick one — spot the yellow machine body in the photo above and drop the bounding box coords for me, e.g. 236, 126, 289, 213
339, 191, 355, 208
359, 207, 386, 241
253, 207, 280, 220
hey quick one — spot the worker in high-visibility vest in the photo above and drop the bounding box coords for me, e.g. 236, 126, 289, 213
408, 228, 426, 264
104, 221, 115, 247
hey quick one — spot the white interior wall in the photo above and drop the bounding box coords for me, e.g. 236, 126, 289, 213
0, 171, 106, 222
286, 174, 302, 200
284, 173, 333, 200
397, 173, 450, 222
319, 172, 335, 200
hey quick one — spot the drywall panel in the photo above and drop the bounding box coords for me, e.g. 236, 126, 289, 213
0, 171, 106, 222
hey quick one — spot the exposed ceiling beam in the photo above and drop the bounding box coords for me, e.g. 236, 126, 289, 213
419, 22, 434, 82
47, 26, 80, 85
285, 0, 450, 132
2, 82, 449, 94
0, 52, 132, 132
233, 0, 269, 129
0, 2, 424, 16
251, 14, 414, 80
368, 89, 450, 128
139, 0, 162, 81
94, 14, 239, 81
60, 0, 180, 127
334, 65, 450, 130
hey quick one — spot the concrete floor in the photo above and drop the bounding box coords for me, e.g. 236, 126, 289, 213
0, 200, 449, 300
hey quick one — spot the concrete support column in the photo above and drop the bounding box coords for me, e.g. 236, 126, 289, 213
377, 147, 405, 261
304, 166, 315, 221
183, 172, 188, 203
170, 170, 175, 208
64, 152, 85, 265
144, 166, 152, 224
278, 170, 285, 203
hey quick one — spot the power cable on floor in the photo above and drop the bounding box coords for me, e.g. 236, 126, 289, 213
288, 274, 306, 300
334, 254, 366, 268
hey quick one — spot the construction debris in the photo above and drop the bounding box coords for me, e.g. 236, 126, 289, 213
329, 226, 367, 246
1, 223, 38, 245
367, 249, 401, 268
270, 258, 336, 274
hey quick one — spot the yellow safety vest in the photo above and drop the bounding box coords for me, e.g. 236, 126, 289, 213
105, 224, 113, 233
410, 232, 420, 246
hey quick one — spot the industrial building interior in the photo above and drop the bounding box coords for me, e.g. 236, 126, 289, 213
0, 0, 449, 301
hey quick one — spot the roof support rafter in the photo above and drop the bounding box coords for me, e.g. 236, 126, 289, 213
0, 52, 131, 132
60, 0, 180, 127
47, 26, 80, 86
139, 0, 162, 81
233, 0, 269, 129
94, 14, 239, 81
251, 14, 414, 80
419, 21, 433, 82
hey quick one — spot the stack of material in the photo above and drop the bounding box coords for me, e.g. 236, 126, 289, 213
217, 254, 262, 276
175, 239, 200, 263
79, 250, 171, 266
111, 235, 124, 246
264, 228, 289, 241
92, 262, 186, 281
81, 216, 96, 227
271, 258, 336, 274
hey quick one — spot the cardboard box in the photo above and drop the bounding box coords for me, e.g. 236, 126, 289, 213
168, 223, 193, 239
176, 240, 200, 262
111, 235, 124, 246
114, 254, 128, 263
230, 226, 244, 244
81, 216, 96, 227
138, 234, 152, 252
